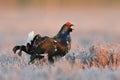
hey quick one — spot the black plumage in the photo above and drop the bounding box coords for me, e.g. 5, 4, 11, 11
13, 22, 74, 64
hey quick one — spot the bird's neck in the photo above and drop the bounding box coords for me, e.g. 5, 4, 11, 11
54, 30, 71, 45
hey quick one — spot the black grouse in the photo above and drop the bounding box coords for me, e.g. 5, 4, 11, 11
13, 22, 74, 64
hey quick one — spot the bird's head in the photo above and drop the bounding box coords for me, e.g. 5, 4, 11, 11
54, 22, 74, 44
55, 22, 74, 39
62, 22, 74, 33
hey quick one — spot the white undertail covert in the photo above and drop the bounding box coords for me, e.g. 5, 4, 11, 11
27, 31, 35, 43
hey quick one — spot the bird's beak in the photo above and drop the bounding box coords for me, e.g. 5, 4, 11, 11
69, 24, 74, 32
70, 24, 74, 26
71, 24, 74, 30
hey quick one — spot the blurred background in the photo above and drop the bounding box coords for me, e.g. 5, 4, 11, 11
0, 0, 120, 7
0, 0, 120, 53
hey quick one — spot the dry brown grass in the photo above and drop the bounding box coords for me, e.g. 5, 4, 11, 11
71, 42, 120, 70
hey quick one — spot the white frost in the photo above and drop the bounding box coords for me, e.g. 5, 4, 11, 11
26, 31, 35, 43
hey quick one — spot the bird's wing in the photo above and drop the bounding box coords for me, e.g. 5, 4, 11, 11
29, 36, 68, 57
30, 37, 53, 54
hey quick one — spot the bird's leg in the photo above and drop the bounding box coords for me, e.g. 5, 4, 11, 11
28, 54, 45, 64
48, 57, 54, 64
28, 55, 37, 64
28, 55, 38, 64
13, 45, 28, 56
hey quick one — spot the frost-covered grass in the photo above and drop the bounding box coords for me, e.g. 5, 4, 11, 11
1, 42, 120, 80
